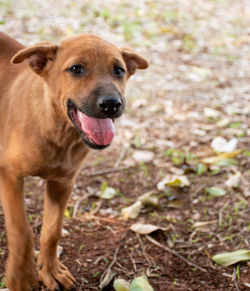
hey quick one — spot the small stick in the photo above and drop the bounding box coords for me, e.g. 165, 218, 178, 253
92, 200, 103, 215
72, 192, 93, 218
136, 233, 153, 265
109, 247, 119, 269
99, 248, 119, 289
85, 166, 131, 176
146, 235, 207, 273
233, 266, 240, 291
128, 250, 137, 272
114, 142, 128, 168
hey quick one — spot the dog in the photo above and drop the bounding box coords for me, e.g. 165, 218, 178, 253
0, 31, 148, 291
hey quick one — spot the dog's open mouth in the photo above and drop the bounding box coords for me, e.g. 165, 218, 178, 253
67, 100, 115, 149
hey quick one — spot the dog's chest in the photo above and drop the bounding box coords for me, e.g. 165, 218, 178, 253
34, 139, 89, 180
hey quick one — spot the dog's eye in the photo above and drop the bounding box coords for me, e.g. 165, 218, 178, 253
68, 65, 86, 77
114, 66, 125, 78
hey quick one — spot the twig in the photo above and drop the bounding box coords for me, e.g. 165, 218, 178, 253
234, 280, 240, 291
128, 250, 137, 272
218, 200, 230, 228
72, 192, 93, 218
233, 266, 240, 291
193, 185, 205, 196
85, 166, 131, 176
80, 214, 117, 224
146, 235, 208, 273
136, 233, 153, 265
188, 230, 197, 243
114, 142, 128, 168
92, 200, 103, 215
108, 247, 119, 269
99, 248, 119, 289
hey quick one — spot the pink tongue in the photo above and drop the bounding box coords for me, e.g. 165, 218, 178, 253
77, 110, 115, 146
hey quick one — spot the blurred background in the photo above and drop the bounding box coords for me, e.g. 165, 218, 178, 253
0, 0, 249, 290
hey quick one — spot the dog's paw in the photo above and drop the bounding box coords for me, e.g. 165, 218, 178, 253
6, 260, 36, 291
38, 258, 76, 291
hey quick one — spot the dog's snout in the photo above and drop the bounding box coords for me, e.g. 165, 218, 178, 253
97, 96, 122, 117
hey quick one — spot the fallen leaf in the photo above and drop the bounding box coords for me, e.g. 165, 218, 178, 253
121, 201, 142, 219
225, 172, 241, 188
212, 249, 250, 266
113, 279, 130, 291
205, 187, 226, 197
192, 66, 213, 79
34, 249, 40, 259
130, 223, 167, 234
97, 187, 116, 199
130, 275, 154, 291
138, 191, 159, 206
216, 118, 230, 127
210, 137, 238, 153
57, 245, 63, 258
192, 220, 217, 232
204, 107, 220, 118
157, 175, 190, 190
202, 150, 242, 165
219, 151, 243, 159
132, 150, 154, 163
167, 200, 184, 209
62, 228, 69, 237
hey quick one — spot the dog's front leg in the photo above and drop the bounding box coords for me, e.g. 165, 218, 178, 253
0, 169, 35, 291
38, 180, 76, 291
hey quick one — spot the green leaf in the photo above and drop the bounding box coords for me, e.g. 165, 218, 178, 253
100, 181, 108, 194
229, 122, 242, 128
172, 156, 184, 165
212, 249, 250, 266
0, 277, 6, 288
164, 148, 174, 156
196, 163, 207, 175
205, 187, 226, 197
130, 275, 154, 291
64, 208, 72, 218
185, 151, 197, 164
215, 158, 238, 166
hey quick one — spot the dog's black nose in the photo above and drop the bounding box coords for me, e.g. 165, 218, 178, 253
97, 96, 122, 117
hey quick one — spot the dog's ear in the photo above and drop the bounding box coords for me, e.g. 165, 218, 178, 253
120, 47, 149, 78
11, 43, 58, 75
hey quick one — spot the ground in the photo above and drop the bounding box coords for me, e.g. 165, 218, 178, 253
0, 0, 249, 290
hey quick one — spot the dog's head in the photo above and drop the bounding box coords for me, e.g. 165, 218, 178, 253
11, 34, 148, 149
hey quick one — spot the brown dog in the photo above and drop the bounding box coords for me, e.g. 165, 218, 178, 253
0, 31, 148, 291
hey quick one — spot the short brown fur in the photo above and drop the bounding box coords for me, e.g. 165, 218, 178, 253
0, 32, 148, 291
